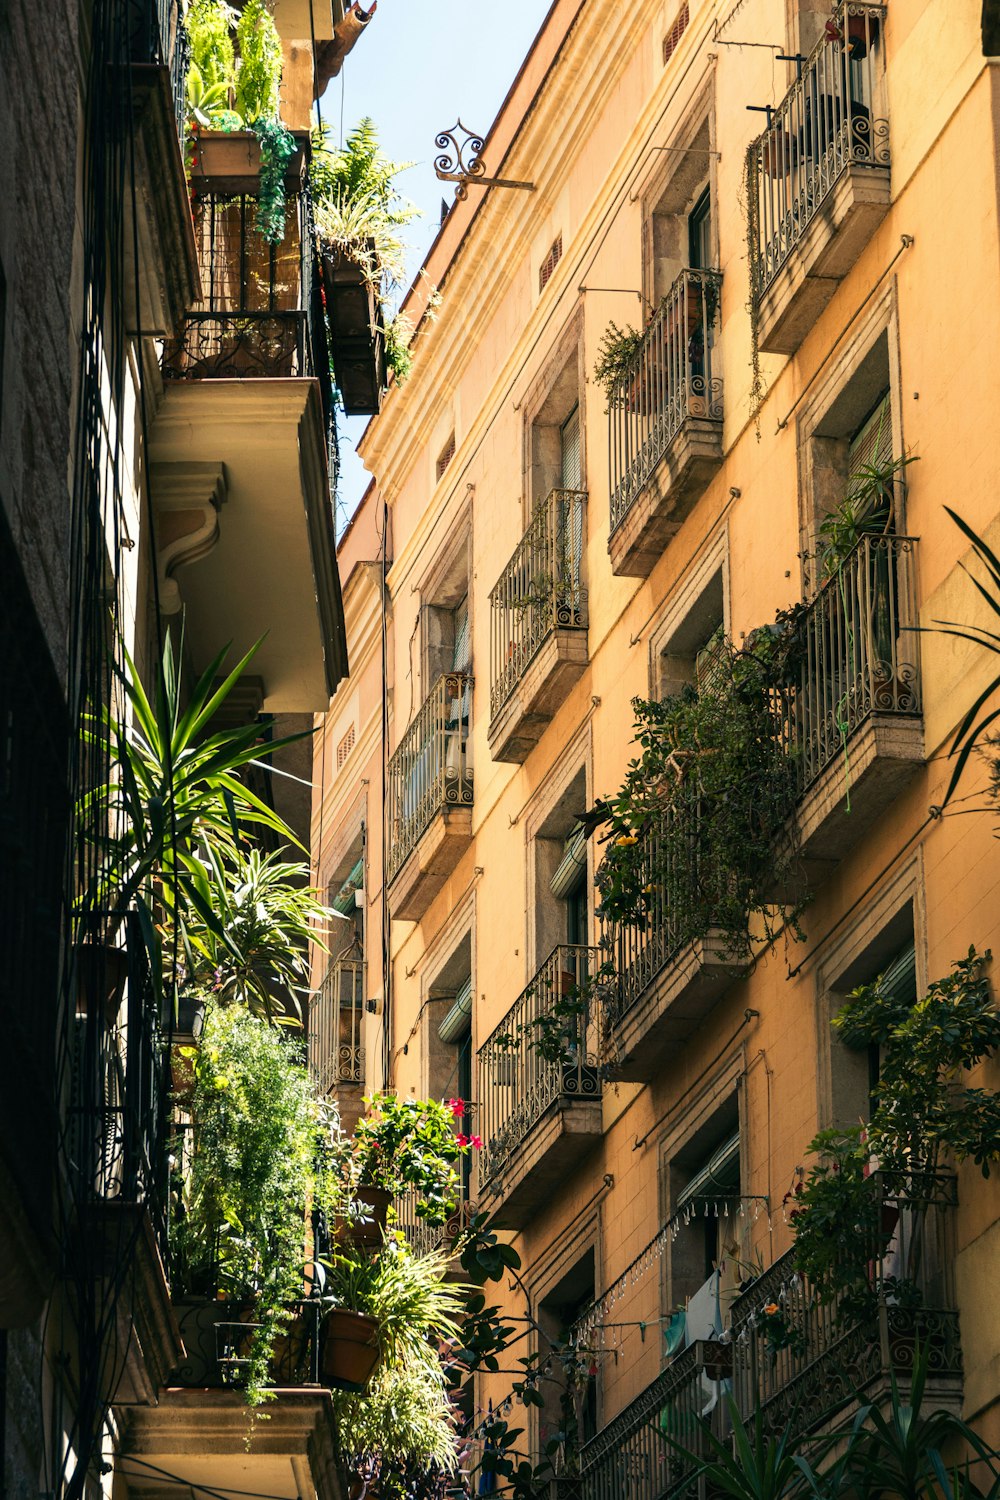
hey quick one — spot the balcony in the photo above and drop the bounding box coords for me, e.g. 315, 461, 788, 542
602, 812, 734, 1083
386, 673, 474, 922
608, 268, 723, 578
477, 945, 603, 1228
121, 1299, 343, 1500
309, 956, 365, 1096
574, 1342, 731, 1500
488, 488, 589, 762
124, 0, 200, 336
783, 534, 922, 870
747, 2, 890, 355
394, 1189, 477, 1259
152, 182, 347, 711
731, 1174, 961, 1439
73, 913, 181, 1403
320, 246, 387, 416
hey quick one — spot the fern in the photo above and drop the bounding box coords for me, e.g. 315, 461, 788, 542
235, 0, 283, 124
186, 0, 235, 97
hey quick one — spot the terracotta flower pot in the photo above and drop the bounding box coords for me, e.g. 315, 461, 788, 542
74, 941, 129, 1021
333, 1185, 391, 1249
321, 1309, 380, 1392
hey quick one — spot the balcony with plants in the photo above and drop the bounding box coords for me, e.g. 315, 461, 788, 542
124, 0, 200, 336
597, 267, 723, 578
727, 948, 998, 1440
476, 944, 604, 1229
595, 629, 804, 1082
782, 457, 922, 870
488, 487, 589, 763
386, 672, 474, 921
309, 951, 366, 1096
745, 1, 890, 355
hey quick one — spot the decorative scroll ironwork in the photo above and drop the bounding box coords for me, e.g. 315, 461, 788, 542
731, 1173, 961, 1440
171, 1296, 321, 1387
394, 1189, 478, 1258
477, 945, 602, 1192
162, 310, 311, 379
309, 956, 365, 1092
386, 672, 474, 884
747, 1, 889, 295
609, 267, 723, 533
779, 534, 920, 795
490, 488, 588, 718
70, 911, 170, 1267
434, 119, 536, 199
576, 1342, 731, 1500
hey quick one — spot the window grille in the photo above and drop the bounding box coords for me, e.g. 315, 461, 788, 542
539, 234, 563, 292
663, 2, 689, 64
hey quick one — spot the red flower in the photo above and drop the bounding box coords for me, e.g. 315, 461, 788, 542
447, 1098, 466, 1119
455, 1133, 469, 1149
470, 1135, 483, 1151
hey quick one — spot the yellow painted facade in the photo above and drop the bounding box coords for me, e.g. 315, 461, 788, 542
313, 0, 1000, 1474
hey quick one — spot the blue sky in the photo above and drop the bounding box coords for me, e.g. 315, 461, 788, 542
322, 0, 548, 529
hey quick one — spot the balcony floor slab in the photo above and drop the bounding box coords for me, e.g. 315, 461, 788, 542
758, 164, 891, 356
389, 807, 473, 922
609, 418, 723, 578
795, 714, 923, 867
488, 628, 588, 763
607, 929, 735, 1082
480, 1095, 603, 1230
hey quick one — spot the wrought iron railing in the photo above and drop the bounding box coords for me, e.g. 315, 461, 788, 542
747, 2, 889, 296
172, 1296, 322, 1386
490, 488, 588, 717
308, 956, 365, 1092
783, 534, 919, 793
731, 1173, 960, 1438
575, 1342, 731, 1500
394, 1189, 477, 1258
386, 672, 474, 884
161, 190, 333, 408
477, 945, 602, 1192
70, 911, 170, 1264
608, 267, 723, 533
600, 801, 710, 1025
130, 0, 188, 148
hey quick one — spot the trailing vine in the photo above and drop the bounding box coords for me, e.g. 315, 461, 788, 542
252, 115, 296, 244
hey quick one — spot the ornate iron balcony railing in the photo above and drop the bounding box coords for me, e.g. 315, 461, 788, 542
575, 1341, 731, 1500
783, 533, 920, 794
608, 267, 723, 533
172, 1295, 322, 1387
308, 956, 365, 1093
71, 911, 170, 1264
600, 801, 708, 1024
386, 672, 474, 884
394, 1189, 477, 1258
129, 0, 188, 149
489, 488, 588, 717
161, 191, 333, 416
477, 944, 602, 1192
731, 1172, 960, 1438
747, 1, 889, 295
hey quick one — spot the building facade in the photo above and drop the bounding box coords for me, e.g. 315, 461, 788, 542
1, 1, 353, 1497
315, 0, 1000, 1486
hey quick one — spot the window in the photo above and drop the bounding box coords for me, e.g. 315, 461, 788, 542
522, 313, 586, 516
539, 234, 563, 293
532, 768, 590, 960
644, 113, 716, 307
436, 433, 456, 483
425, 935, 474, 1202
825, 905, 916, 1127
537, 1250, 598, 1452
665, 1097, 743, 1330
654, 565, 725, 701
662, 2, 689, 65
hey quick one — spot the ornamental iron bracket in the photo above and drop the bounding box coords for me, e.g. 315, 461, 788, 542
434, 120, 535, 200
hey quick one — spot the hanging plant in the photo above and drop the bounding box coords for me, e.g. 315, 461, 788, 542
311, 117, 418, 290
235, 0, 282, 123
252, 115, 297, 244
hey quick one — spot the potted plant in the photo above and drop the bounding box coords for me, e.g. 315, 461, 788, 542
326, 1094, 476, 1244
593, 318, 646, 412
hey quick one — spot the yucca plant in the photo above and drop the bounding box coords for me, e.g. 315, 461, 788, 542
80, 632, 309, 979
322, 1238, 466, 1367
175, 843, 337, 1023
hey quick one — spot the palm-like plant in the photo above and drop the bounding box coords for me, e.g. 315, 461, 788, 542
80, 633, 308, 966
176, 843, 337, 1023
311, 117, 418, 291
